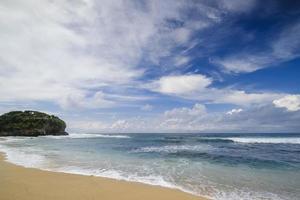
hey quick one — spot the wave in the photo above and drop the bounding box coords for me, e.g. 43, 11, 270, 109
53, 166, 179, 189
0, 144, 197, 198
132, 144, 211, 153
0, 136, 32, 142
225, 137, 300, 144
43, 133, 131, 139
197, 138, 234, 143
196, 136, 300, 144
0, 144, 47, 168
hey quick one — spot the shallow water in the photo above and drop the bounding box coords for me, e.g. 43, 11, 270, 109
1, 133, 300, 200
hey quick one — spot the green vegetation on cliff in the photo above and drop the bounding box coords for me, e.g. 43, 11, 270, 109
0, 111, 68, 136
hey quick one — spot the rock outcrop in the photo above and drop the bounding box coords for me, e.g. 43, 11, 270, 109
0, 111, 68, 136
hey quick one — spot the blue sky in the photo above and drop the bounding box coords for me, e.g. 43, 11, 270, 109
0, 0, 300, 133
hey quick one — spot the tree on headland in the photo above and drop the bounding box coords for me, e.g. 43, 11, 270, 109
0, 111, 68, 136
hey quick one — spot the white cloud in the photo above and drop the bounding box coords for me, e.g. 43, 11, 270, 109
211, 56, 269, 73
0, 0, 272, 112
173, 56, 190, 67
0, 0, 142, 108
214, 90, 281, 106
272, 22, 300, 60
273, 95, 300, 111
148, 74, 212, 95
84, 103, 300, 133
2, 0, 298, 134
162, 103, 208, 130
1, 0, 222, 109
227, 108, 243, 115
59, 91, 114, 110
165, 103, 206, 118
147, 73, 282, 106
68, 120, 109, 133
212, 21, 300, 73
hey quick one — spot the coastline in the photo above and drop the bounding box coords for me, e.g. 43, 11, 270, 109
0, 153, 208, 200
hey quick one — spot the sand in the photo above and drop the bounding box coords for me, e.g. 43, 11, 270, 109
0, 153, 208, 200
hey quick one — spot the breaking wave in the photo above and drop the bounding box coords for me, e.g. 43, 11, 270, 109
225, 137, 300, 144
43, 133, 131, 139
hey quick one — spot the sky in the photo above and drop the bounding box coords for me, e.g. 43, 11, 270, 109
0, 0, 300, 133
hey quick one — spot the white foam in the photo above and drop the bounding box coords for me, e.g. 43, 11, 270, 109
60, 167, 283, 200
0, 136, 32, 142
0, 140, 198, 198
226, 137, 300, 144
211, 188, 283, 200
54, 166, 176, 187
132, 144, 210, 153
42, 133, 131, 139
48, 165, 203, 198
0, 144, 47, 168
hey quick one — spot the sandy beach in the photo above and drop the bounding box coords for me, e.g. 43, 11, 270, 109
0, 153, 207, 200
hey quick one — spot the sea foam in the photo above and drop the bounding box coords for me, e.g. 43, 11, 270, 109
0, 144, 47, 168
132, 144, 211, 153
226, 137, 300, 144
42, 133, 131, 139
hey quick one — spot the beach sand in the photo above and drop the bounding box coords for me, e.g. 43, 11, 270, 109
0, 153, 208, 200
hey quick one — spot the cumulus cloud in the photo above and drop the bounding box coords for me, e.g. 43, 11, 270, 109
161, 103, 210, 131
79, 103, 300, 133
148, 74, 212, 95
273, 95, 300, 111
147, 74, 282, 106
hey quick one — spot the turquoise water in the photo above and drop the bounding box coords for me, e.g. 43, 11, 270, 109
1, 133, 300, 200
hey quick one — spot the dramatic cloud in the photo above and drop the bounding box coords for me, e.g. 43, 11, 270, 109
273, 95, 300, 111
1, 0, 299, 133
0, 0, 223, 109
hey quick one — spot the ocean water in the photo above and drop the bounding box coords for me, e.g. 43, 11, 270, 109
0, 133, 300, 200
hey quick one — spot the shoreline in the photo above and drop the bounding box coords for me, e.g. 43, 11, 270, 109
0, 152, 208, 200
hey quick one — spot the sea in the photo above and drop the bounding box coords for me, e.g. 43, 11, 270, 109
0, 133, 300, 200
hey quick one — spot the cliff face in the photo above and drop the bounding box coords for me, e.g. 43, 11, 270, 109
0, 111, 68, 136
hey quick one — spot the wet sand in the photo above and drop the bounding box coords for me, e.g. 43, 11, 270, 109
0, 153, 208, 200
